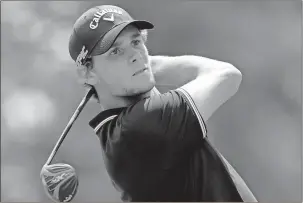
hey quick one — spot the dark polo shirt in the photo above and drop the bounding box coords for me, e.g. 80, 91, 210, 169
89, 89, 257, 202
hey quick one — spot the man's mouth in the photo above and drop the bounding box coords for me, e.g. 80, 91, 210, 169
133, 68, 148, 76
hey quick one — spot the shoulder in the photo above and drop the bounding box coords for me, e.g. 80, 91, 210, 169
120, 90, 188, 134
125, 90, 184, 119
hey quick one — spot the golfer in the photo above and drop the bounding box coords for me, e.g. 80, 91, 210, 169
68, 4, 257, 202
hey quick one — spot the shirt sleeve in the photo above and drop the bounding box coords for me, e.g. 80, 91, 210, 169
107, 89, 207, 166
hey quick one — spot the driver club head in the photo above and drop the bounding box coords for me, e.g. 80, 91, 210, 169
40, 163, 79, 202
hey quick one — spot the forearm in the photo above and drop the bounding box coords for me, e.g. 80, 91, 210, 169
179, 64, 242, 121
153, 55, 236, 93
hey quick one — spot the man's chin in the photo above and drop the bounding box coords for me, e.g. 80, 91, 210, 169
123, 84, 155, 97
133, 86, 154, 96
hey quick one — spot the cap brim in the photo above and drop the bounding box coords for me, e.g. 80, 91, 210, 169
90, 20, 154, 56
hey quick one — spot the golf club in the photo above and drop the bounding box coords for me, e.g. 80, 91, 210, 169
40, 86, 96, 202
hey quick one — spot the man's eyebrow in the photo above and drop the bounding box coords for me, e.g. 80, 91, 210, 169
131, 33, 141, 39
110, 33, 141, 48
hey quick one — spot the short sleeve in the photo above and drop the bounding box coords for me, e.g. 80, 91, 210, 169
111, 89, 207, 166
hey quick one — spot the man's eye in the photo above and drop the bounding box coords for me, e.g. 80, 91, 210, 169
110, 48, 120, 55
132, 39, 141, 46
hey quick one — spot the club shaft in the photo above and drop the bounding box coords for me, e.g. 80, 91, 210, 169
44, 87, 96, 166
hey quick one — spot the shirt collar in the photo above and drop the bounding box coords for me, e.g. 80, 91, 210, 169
89, 107, 126, 130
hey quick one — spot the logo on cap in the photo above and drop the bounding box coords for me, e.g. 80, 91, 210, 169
90, 8, 123, 29
76, 46, 88, 66
103, 13, 115, 22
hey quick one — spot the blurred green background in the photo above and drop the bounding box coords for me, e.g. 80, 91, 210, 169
1, 1, 301, 202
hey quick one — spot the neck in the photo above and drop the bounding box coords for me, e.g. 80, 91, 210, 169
95, 86, 160, 110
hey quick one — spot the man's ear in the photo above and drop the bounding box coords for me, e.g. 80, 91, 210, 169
76, 59, 99, 86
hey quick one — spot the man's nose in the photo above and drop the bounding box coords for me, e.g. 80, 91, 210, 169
129, 52, 142, 64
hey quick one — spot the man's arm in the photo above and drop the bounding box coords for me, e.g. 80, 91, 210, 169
151, 55, 202, 93
151, 55, 242, 121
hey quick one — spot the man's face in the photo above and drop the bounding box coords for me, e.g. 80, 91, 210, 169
92, 25, 155, 96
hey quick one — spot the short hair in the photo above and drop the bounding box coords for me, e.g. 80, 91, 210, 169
140, 29, 148, 42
